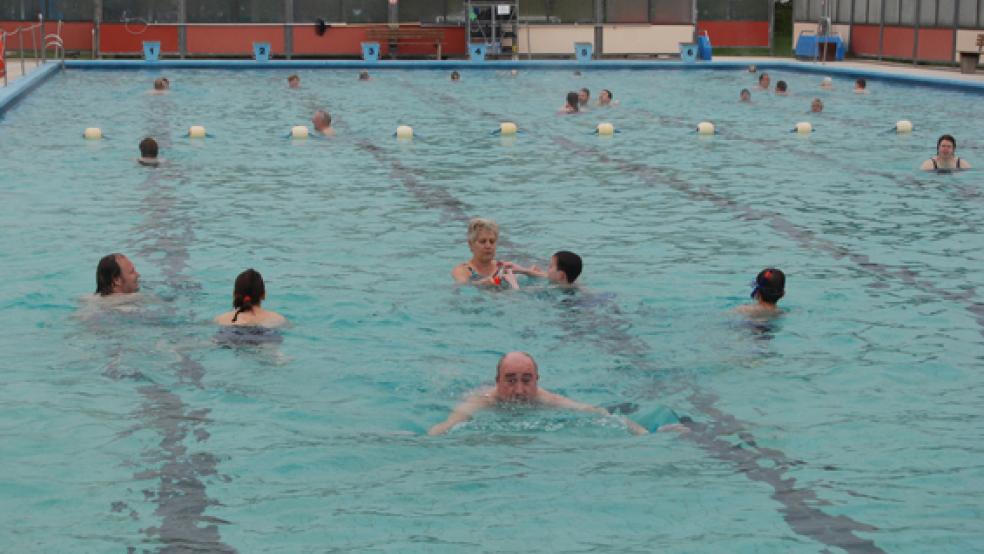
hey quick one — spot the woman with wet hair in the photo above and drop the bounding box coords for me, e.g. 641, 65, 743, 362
921, 134, 972, 172
214, 269, 287, 327
451, 218, 518, 288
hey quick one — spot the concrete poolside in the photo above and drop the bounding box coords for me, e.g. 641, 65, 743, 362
1, 57, 45, 85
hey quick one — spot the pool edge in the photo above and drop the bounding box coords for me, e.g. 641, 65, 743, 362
0, 62, 63, 116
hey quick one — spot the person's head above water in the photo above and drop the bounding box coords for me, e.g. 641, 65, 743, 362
232, 268, 266, 322
578, 87, 590, 106
287, 74, 300, 88
495, 351, 539, 402
820, 76, 833, 89
139, 137, 159, 159
751, 268, 785, 305
811, 97, 823, 112
747, 64, 757, 73
312, 110, 332, 131
450, 70, 460, 81
467, 217, 499, 256
758, 72, 770, 88
775, 80, 788, 94
95, 253, 140, 295
565, 91, 580, 112
548, 251, 582, 285
359, 70, 370, 81
937, 134, 957, 157
153, 77, 167, 91
740, 88, 751, 102
598, 89, 612, 106
854, 78, 867, 91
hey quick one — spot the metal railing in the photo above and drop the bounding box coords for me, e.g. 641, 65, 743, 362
1, 16, 64, 87
1, 17, 42, 87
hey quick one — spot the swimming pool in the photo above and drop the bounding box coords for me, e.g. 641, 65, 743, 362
1, 63, 982, 552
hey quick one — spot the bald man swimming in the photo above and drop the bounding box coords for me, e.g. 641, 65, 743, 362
428, 351, 652, 436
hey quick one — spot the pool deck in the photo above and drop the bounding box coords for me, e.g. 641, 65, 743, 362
727, 55, 984, 85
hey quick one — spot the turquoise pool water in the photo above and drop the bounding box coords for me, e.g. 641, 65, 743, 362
1, 66, 982, 552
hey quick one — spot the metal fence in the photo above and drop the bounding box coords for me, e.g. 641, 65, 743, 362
795, 0, 982, 28
0, 0, 694, 24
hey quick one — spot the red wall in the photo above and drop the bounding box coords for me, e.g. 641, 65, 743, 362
293, 24, 465, 57
882, 26, 916, 59
186, 25, 284, 55
99, 23, 180, 55
850, 24, 881, 56
696, 21, 770, 48
93, 23, 465, 57
916, 28, 954, 61
1, 21, 92, 51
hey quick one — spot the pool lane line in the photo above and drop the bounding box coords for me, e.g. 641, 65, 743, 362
114, 115, 234, 552
349, 79, 889, 553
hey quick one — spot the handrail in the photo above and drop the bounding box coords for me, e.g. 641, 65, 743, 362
0, 16, 65, 86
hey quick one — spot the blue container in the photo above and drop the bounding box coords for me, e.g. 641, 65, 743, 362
253, 42, 271, 61
697, 33, 713, 61
361, 42, 380, 62
469, 43, 487, 62
574, 42, 593, 63
679, 42, 698, 63
142, 41, 160, 62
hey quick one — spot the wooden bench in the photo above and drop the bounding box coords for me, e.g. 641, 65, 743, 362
957, 33, 983, 74
365, 28, 445, 59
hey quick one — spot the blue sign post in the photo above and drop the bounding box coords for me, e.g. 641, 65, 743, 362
469, 43, 487, 62
361, 42, 380, 62
253, 42, 271, 61
143, 41, 160, 61
574, 42, 593, 63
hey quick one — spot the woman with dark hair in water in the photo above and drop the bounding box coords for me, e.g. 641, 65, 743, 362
562, 91, 580, 114
215, 269, 287, 327
735, 268, 786, 316
921, 134, 972, 172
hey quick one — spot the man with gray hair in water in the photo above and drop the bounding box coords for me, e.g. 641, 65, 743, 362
428, 351, 652, 436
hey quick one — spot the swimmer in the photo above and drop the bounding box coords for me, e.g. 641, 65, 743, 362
95, 253, 141, 296
427, 352, 652, 436
359, 70, 370, 81
757, 72, 770, 90
510, 69, 519, 77
450, 70, 461, 82
507, 251, 582, 288
820, 76, 833, 89
287, 74, 300, 88
451, 218, 518, 288
561, 91, 580, 114
854, 78, 868, 93
150, 77, 168, 95
311, 109, 335, 137
573, 70, 582, 77
810, 97, 823, 113
214, 269, 287, 327
740, 88, 752, 103
735, 268, 785, 317
578, 87, 591, 108
137, 137, 160, 167
747, 64, 757, 73
775, 80, 788, 96
597, 89, 614, 107
921, 134, 971, 171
